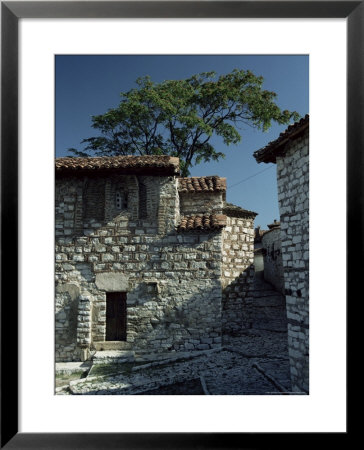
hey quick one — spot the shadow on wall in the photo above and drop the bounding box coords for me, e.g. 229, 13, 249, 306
222, 266, 288, 337
222, 265, 255, 336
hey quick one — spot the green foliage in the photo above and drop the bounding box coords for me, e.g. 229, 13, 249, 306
69, 69, 299, 176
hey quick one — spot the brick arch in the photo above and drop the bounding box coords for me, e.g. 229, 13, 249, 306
104, 174, 139, 221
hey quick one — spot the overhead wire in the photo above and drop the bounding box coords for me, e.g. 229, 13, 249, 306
227, 165, 275, 189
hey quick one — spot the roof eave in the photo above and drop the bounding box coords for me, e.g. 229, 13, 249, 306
254, 120, 309, 164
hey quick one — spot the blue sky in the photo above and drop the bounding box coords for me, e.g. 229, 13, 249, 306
55, 55, 308, 228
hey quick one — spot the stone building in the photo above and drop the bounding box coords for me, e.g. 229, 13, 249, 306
254, 114, 309, 393
55, 155, 256, 362
221, 203, 257, 335
261, 220, 284, 294
253, 226, 266, 273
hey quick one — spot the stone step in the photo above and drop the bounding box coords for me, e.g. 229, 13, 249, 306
251, 281, 273, 286
92, 350, 135, 364
249, 290, 284, 298
93, 341, 133, 351
245, 297, 286, 307
134, 347, 221, 364
55, 361, 92, 375
250, 322, 288, 333
240, 325, 287, 334
251, 285, 281, 293
252, 277, 277, 285
247, 290, 285, 297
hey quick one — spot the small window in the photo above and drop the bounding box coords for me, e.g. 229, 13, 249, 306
116, 190, 128, 210
115, 191, 122, 209
138, 178, 147, 219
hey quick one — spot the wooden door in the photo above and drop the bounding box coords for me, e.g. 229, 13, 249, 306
106, 292, 127, 341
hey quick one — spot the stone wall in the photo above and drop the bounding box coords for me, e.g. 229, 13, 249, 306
55, 177, 83, 237
55, 174, 223, 361
179, 192, 224, 216
254, 249, 264, 273
55, 282, 80, 361
261, 228, 285, 294
276, 130, 309, 393
221, 215, 255, 335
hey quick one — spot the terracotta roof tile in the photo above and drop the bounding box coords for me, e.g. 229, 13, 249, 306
178, 176, 226, 193
261, 226, 281, 238
223, 203, 257, 218
267, 220, 280, 229
253, 114, 309, 164
55, 155, 180, 175
177, 214, 227, 232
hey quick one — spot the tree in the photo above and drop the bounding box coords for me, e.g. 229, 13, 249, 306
69, 70, 299, 176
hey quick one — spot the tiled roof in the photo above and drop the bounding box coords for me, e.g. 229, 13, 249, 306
267, 220, 280, 230
223, 202, 257, 218
253, 114, 309, 164
178, 176, 226, 193
261, 226, 281, 238
177, 214, 227, 232
55, 155, 180, 175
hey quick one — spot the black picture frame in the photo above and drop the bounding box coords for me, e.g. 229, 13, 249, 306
1, 1, 356, 448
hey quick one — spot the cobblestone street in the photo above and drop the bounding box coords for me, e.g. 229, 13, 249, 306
56, 329, 292, 395
56, 274, 293, 396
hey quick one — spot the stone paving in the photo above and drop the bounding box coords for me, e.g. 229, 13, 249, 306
56, 331, 291, 395
55, 361, 92, 375
56, 276, 293, 395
